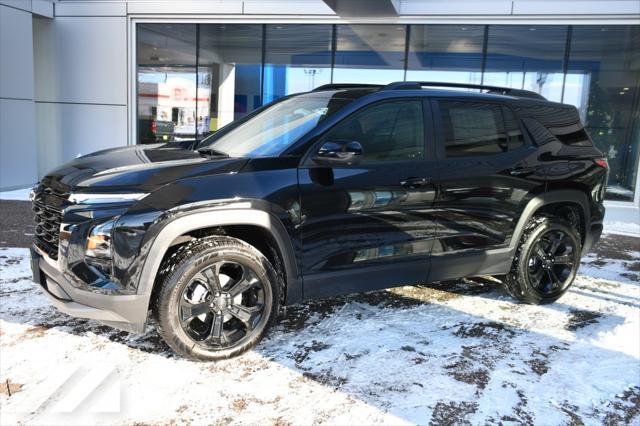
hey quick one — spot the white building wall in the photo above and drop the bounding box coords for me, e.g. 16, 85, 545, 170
33, 13, 128, 176
0, 2, 38, 190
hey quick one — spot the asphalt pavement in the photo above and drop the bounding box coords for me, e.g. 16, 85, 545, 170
0, 200, 34, 248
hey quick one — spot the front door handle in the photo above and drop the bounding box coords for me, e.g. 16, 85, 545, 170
401, 177, 431, 188
509, 166, 536, 176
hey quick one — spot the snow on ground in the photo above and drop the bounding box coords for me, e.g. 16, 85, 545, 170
603, 220, 640, 238
1, 245, 639, 425
0, 188, 32, 201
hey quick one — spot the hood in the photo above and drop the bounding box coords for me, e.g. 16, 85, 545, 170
42, 144, 248, 194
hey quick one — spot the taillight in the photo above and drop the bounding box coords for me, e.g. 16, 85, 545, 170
151, 120, 157, 134
594, 158, 608, 169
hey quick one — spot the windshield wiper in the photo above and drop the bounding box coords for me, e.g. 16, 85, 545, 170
197, 147, 230, 158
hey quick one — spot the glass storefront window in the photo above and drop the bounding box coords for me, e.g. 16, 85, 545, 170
333, 24, 406, 84
406, 25, 484, 85
485, 25, 568, 102
198, 24, 263, 138
135, 23, 640, 203
566, 26, 640, 201
263, 24, 332, 103
137, 24, 197, 144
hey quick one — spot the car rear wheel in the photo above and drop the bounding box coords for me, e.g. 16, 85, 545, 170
153, 236, 280, 361
505, 216, 581, 304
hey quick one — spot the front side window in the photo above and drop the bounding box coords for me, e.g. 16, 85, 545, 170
199, 94, 352, 157
503, 106, 524, 150
439, 101, 508, 158
322, 100, 425, 162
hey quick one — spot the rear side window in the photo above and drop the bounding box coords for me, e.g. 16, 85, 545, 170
439, 101, 508, 158
323, 100, 424, 162
519, 105, 592, 147
549, 126, 591, 146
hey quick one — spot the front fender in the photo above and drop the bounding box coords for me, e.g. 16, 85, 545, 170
135, 205, 301, 310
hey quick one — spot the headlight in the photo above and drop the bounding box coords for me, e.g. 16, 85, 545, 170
86, 219, 116, 259
69, 193, 147, 204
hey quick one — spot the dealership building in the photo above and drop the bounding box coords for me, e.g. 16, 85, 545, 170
1, 0, 639, 231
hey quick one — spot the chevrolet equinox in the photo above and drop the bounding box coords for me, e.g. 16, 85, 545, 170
30, 82, 607, 360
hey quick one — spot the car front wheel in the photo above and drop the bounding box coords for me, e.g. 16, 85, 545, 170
153, 236, 280, 361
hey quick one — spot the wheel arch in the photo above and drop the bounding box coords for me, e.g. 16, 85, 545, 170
509, 189, 591, 253
137, 208, 301, 310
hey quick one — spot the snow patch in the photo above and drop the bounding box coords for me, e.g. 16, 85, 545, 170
603, 220, 640, 237
0, 187, 33, 201
0, 246, 639, 425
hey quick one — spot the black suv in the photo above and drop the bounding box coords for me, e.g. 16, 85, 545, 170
30, 82, 607, 361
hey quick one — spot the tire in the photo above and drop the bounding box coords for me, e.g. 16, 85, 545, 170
153, 236, 280, 361
504, 216, 582, 304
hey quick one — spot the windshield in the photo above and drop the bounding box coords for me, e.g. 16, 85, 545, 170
199, 94, 353, 157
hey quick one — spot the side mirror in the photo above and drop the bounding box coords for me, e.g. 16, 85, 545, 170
313, 140, 363, 166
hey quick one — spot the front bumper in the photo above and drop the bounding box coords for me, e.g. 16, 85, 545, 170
30, 246, 149, 333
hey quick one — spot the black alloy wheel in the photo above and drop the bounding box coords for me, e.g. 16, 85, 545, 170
179, 260, 266, 349
505, 216, 582, 304
526, 228, 578, 297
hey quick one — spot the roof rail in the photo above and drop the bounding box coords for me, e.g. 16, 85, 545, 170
312, 83, 382, 92
383, 81, 546, 100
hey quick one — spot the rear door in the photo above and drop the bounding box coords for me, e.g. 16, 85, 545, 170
298, 98, 440, 299
429, 98, 545, 281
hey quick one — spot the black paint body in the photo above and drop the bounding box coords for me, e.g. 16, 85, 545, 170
30, 86, 607, 331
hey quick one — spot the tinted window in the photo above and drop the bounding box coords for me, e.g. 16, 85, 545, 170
519, 105, 592, 147
503, 107, 524, 150
440, 101, 507, 157
555, 128, 591, 146
324, 100, 424, 162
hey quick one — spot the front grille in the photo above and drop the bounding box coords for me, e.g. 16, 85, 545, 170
32, 183, 68, 260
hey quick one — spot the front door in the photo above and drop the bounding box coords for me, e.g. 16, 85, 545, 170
298, 99, 439, 299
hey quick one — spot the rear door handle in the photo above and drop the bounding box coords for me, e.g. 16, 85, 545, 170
401, 177, 431, 188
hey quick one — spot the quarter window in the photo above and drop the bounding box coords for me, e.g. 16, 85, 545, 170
323, 100, 424, 162
439, 101, 509, 158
